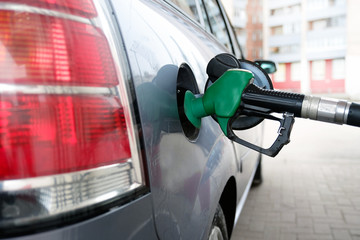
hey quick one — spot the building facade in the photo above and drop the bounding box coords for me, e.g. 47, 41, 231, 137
265, 0, 348, 94
224, 0, 264, 60
225, 0, 360, 97
222, 0, 248, 55
246, 0, 263, 60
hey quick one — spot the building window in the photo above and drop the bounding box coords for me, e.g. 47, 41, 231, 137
252, 32, 257, 41
278, 44, 299, 54
203, 0, 232, 51
310, 16, 346, 31
258, 48, 263, 58
330, 0, 346, 6
332, 58, 345, 79
240, 9, 246, 21
291, 62, 301, 81
330, 16, 346, 28
270, 47, 279, 54
270, 8, 283, 16
291, 4, 301, 13
308, 0, 329, 9
312, 19, 327, 30
252, 49, 257, 59
271, 26, 283, 35
312, 60, 326, 80
275, 63, 286, 82
234, 9, 238, 17
308, 37, 345, 51
284, 23, 300, 34
252, 15, 257, 24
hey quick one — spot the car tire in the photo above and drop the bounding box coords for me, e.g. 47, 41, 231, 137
252, 154, 262, 186
209, 204, 228, 240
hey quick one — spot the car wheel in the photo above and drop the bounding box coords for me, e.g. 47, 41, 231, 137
252, 154, 262, 186
209, 204, 228, 240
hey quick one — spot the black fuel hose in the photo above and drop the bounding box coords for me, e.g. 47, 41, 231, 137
241, 83, 360, 127
205, 53, 360, 128
347, 103, 360, 127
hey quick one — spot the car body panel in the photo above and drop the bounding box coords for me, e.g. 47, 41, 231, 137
7, 195, 157, 240
112, 0, 260, 239
3, 0, 262, 239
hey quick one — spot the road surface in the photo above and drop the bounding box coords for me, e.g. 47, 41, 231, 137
232, 117, 360, 240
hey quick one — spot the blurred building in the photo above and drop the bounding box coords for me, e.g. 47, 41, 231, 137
246, 0, 263, 60
224, 0, 265, 60
225, 0, 360, 97
222, 0, 248, 56
264, 0, 357, 95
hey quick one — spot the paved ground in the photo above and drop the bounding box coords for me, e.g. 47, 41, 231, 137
231, 117, 360, 240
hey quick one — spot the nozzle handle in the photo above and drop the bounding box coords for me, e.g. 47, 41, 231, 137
184, 69, 254, 136
228, 112, 295, 157
242, 84, 305, 117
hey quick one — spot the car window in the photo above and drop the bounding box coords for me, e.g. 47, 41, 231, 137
202, 0, 232, 51
167, 0, 232, 51
199, 1, 212, 32
168, 0, 211, 31
167, 0, 202, 23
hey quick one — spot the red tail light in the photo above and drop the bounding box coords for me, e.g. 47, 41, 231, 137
0, 11, 117, 87
0, 0, 97, 18
0, 0, 144, 236
0, 94, 130, 180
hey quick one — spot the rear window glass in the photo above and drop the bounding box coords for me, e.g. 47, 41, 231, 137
203, 0, 232, 50
168, 0, 201, 22
167, 0, 232, 51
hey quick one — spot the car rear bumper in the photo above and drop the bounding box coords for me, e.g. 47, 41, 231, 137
6, 194, 158, 240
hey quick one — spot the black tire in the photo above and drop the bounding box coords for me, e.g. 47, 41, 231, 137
209, 204, 228, 240
252, 154, 262, 186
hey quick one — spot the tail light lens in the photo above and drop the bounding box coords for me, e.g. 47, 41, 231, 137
0, 94, 130, 179
0, 0, 144, 235
0, 0, 97, 18
0, 11, 117, 86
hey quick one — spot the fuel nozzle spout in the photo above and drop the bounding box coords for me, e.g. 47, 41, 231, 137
184, 69, 254, 136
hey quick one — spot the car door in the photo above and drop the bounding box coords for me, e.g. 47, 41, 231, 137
200, 0, 263, 201
111, 0, 241, 239
169, 0, 263, 204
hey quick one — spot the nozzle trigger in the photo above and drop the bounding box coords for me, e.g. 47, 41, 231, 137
227, 112, 295, 157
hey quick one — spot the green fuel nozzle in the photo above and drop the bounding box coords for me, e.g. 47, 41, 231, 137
184, 69, 254, 136
185, 53, 360, 157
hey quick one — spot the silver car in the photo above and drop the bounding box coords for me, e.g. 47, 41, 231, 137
0, 0, 264, 239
